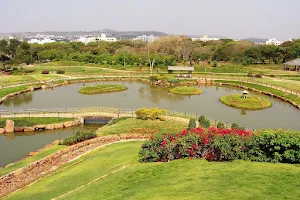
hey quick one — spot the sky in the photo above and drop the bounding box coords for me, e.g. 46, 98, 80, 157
0, 0, 300, 40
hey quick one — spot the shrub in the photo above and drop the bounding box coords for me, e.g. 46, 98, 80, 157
255, 73, 263, 78
135, 107, 167, 120
188, 118, 196, 130
60, 131, 96, 145
247, 71, 253, 77
217, 121, 226, 129
140, 128, 300, 164
198, 116, 210, 128
149, 76, 158, 82
212, 61, 218, 67
231, 123, 245, 130
167, 76, 179, 83
57, 70, 65, 74
42, 70, 49, 74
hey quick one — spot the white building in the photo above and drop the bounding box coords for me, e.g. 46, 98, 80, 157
191, 35, 220, 42
133, 35, 159, 43
28, 38, 56, 44
266, 38, 282, 46
77, 33, 117, 44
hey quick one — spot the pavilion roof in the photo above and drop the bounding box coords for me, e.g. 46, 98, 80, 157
168, 66, 194, 71
284, 58, 300, 66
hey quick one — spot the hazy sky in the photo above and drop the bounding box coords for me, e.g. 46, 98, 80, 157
1, 0, 299, 40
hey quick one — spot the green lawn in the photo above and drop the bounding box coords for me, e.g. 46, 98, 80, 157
97, 118, 187, 136
0, 144, 67, 177
220, 94, 272, 110
6, 141, 300, 200
169, 86, 203, 95
78, 84, 128, 94
0, 117, 73, 128
0, 86, 29, 98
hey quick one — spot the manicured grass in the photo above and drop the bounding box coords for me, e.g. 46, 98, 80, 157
97, 118, 187, 136
169, 86, 203, 95
0, 86, 29, 98
78, 84, 128, 94
0, 144, 67, 177
0, 117, 73, 128
220, 94, 272, 110
6, 141, 300, 200
0, 74, 62, 87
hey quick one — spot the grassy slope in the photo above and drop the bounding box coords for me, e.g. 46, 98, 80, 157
220, 94, 272, 110
6, 141, 300, 200
97, 118, 188, 136
0, 74, 62, 87
0, 118, 73, 128
0, 144, 67, 177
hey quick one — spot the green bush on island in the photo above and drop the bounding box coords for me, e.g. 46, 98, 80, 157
135, 107, 167, 120
60, 131, 96, 146
78, 84, 128, 94
169, 86, 203, 95
220, 94, 272, 110
188, 118, 196, 130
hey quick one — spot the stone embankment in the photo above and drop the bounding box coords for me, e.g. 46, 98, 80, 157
0, 118, 83, 134
0, 134, 151, 198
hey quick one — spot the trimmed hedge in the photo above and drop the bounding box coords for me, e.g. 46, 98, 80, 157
42, 70, 49, 74
188, 118, 196, 130
139, 128, 300, 164
60, 131, 96, 146
57, 70, 65, 74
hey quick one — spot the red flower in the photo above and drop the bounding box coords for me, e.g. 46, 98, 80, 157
161, 140, 168, 147
188, 149, 195, 155
191, 144, 198, 149
205, 153, 214, 161
202, 137, 210, 145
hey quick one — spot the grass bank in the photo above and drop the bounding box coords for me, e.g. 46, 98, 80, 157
0, 86, 29, 99
78, 84, 128, 94
6, 141, 300, 200
0, 144, 67, 177
220, 94, 272, 110
0, 118, 73, 128
169, 86, 203, 95
97, 118, 187, 136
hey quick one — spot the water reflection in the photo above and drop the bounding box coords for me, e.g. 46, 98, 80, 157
3, 92, 33, 107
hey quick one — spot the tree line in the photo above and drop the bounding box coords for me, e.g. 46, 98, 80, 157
0, 36, 300, 68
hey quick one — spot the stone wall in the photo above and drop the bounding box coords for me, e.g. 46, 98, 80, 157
0, 134, 151, 198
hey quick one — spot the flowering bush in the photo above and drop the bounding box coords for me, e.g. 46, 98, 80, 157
135, 107, 167, 120
139, 127, 300, 164
139, 127, 252, 162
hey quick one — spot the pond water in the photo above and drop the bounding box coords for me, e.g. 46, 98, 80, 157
0, 124, 101, 167
1, 81, 300, 130
1, 81, 300, 167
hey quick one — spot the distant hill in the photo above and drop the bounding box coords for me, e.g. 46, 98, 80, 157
241, 38, 268, 43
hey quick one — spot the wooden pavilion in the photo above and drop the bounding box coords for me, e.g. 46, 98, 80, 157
168, 66, 194, 74
283, 58, 300, 71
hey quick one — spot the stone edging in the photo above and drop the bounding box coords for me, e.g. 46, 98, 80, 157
0, 118, 83, 134
216, 82, 300, 110
0, 134, 151, 198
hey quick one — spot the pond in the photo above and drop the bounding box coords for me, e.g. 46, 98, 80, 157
1, 81, 299, 130
0, 124, 101, 167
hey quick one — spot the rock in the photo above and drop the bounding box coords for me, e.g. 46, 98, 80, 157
45, 124, 55, 130
14, 127, 24, 132
63, 121, 74, 128
41, 85, 46, 89
24, 127, 35, 132
5, 120, 14, 133
0, 128, 5, 134
36, 125, 46, 129
54, 123, 64, 129
29, 152, 38, 156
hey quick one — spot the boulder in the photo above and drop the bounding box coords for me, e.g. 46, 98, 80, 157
54, 123, 64, 129
36, 125, 46, 129
63, 121, 74, 128
0, 128, 5, 134
24, 127, 35, 132
5, 120, 14, 133
45, 124, 55, 130
29, 152, 38, 156
14, 127, 24, 132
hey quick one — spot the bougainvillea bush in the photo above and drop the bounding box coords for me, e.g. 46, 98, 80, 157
139, 127, 300, 164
